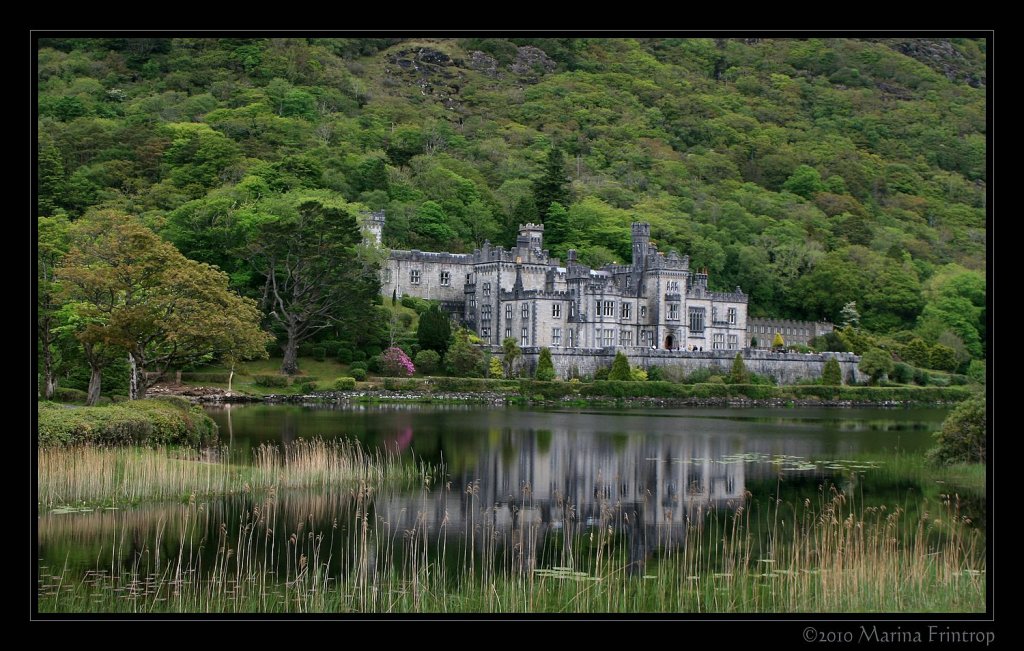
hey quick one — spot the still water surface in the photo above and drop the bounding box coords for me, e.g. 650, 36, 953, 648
40, 405, 967, 582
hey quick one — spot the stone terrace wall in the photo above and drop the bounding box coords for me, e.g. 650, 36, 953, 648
508, 347, 864, 385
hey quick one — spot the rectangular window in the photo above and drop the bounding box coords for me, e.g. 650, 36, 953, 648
521, 327, 529, 346
483, 283, 491, 298
688, 307, 705, 333
505, 326, 511, 340
481, 304, 491, 321
567, 329, 575, 348
482, 327, 490, 338
440, 271, 450, 286
410, 269, 420, 285
505, 304, 513, 320
712, 307, 718, 323
619, 330, 633, 346
552, 303, 561, 318
570, 302, 576, 318
713, 333, 725, 350
552, 327, 562, 346
382, 268, 392, 283
603, 329, 615, 347
522, 304, 529, 319
621, 303, 631, 319
639, 305, 647, 319
728, 308, 737, 325
602, 300, 614, 316
728, 335, 738, 349
669, 303, 680, 321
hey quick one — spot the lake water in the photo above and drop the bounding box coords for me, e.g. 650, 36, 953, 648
37, 404, 984, 611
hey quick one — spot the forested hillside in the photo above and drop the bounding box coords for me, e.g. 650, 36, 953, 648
36, 37, 987, 364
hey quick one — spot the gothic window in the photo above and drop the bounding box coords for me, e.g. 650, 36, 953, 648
602, 300, 614, 316
505, 304, 513, 320
619, 330, 633, 346
522, 304, 529, 319
688, 307, 705, 332
713, 333, 725, 349
483, 283, 491, 298
552, 303, 561, 318
552, 328, 562, 346
505, 326, 511, 339
728, 335, 738, 349
621, 303, 631, 319
603, 329, 615, 347
668, 303, 680, 321
521, 327, 529, 346
440, 271, 450, 286
410, 269, 420, 285
728, 308, 737, 325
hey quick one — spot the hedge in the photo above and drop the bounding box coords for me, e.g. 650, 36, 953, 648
37, 397, 218, 446
349, 368, 367, 381
253, 374, 289, 388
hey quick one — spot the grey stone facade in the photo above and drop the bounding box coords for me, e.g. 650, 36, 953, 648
746, 317, 834, 349
363, 212, 859, 384
370, 213, 749, 353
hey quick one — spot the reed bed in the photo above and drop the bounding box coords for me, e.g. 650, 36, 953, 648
37, 439, 425, 507
38, 478, 985, 614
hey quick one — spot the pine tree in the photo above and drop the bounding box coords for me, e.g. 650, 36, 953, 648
608, 351, 632, 381
533, 148, 571, 221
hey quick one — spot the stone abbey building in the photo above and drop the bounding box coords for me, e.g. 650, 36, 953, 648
367, 212, 750, 354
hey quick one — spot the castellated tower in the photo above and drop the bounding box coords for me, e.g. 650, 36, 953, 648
631, 222, 651, 267
517, 223, 545, 250
363, 210, 386, 245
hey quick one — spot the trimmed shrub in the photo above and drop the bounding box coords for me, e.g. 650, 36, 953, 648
349, 368, 367, 381
336, 347, 354, 364
253, 374, 289, 388
51, 387, 88, 403
367, 355, 382, 373
300, 381, 318, 393
890, 362, 913, 385
350, 361, 369, 372
320, 341, 341, 357
352, 350, 367, 362
333, 377, 356, 390
414, 349, 441, 375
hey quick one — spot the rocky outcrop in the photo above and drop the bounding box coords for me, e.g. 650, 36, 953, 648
509, 45, 556, 78
384, 46, 465, 110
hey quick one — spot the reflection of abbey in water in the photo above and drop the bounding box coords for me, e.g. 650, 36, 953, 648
371, 431, 754, 572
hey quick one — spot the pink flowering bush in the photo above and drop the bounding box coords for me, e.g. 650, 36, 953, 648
380, 347, 416, 377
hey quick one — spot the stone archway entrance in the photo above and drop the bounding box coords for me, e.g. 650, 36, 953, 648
665, 334, 674, 350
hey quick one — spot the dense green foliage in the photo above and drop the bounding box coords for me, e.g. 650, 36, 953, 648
928, 394, 986, 465
859, 347, 895, 384
730, 353, 749, 384
37, 38, 987, 387
413, 349, 442, 374
38, 397, 217, 446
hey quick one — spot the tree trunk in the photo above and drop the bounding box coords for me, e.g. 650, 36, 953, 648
281, 334, 299, 375
43, 343, 56, 400
86, 363, 103, 406
128, 352, 143, 400
227, 364, 235, 393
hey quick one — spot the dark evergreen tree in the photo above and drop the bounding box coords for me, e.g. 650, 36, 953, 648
417, 305, 452, 355
821, 358, 843, 385
730, 353, 749, 384
533, 148, 571, 221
